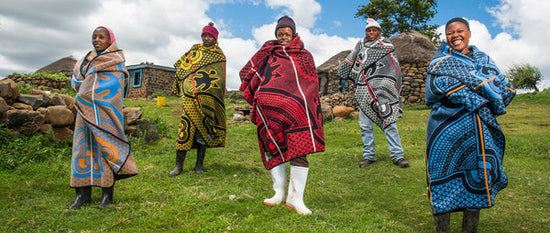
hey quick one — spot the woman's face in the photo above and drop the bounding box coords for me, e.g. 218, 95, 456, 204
92, 28, 111, 52
202, 33, 216, 47
446, 21, 471, 54
276, 27, 293, 46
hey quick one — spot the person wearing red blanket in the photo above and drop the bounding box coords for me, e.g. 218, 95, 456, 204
239, 16, 325, 215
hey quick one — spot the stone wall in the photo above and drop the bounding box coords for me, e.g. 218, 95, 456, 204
319, 60, 427, 107
144, 68, 175, 97
0, 78, 158, 142
400, 61, 428, 104
7, 74, 70, 90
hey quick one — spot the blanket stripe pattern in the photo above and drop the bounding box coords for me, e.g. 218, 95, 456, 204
425, 44, 515, 214
239, 36, 325, 170
173, 43, 226, 150
337, 37, 402, 129
71, 43, 137, 188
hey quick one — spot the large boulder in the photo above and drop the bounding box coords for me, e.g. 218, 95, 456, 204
50, 93, 67, 106
57, 94, 74, 106
28, 89, 51, 107
0, 97, 10, 113
51, 127, 73, 142
0, 97, 9, 124
123, 107, 142, 125
320, 101, 333, 121
0, 79, 20, 104
40, 123, 53, 134
17, 94, 45, 110
6, 109, 45, 135
390, 31, 437, 64
332, 105, 354, 119
134, 118, 159, 143
12, 102, 33, 110
46, 105, 75, 126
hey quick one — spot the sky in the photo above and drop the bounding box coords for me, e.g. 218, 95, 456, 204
1, 0, 549, 91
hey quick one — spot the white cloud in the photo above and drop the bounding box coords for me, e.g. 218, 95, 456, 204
0, 0, 356, 90
265, 0, 321, 28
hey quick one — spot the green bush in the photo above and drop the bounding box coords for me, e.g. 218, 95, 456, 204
0, 129, 72, 170
10, 71, 70, 81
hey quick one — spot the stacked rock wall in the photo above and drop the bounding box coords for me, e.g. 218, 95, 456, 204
0, 78, 158, 142
7, 74, 70, 90
400, 62, 429, 104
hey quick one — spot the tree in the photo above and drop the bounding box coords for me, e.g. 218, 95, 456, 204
355, 0, 439, 41
505, 63, 542, 92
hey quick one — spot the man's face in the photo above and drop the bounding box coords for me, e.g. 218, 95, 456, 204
365, 27, 381, 42
202, 33, 216, 47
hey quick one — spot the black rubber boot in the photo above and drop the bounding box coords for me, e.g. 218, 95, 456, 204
462, 210, 480, 233
195, 145, 206, 174
68, 186, 92, 209
434, 213, 451, 233
169, 150, 187, 177
98, 186, 114, 210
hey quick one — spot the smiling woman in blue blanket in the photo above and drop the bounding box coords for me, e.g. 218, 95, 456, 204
425, 18, 515, 232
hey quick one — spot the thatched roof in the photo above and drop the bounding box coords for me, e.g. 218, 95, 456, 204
317, 50, 351, 73
36, 56, 77, 76
390, 31, 437, 63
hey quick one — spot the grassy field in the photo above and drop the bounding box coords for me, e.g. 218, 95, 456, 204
1, 90, 549, 232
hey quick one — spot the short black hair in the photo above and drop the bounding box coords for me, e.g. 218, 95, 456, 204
445, 17, 470, 31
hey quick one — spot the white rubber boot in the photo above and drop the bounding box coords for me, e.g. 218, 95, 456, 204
263, 163, 287, 206
285, 165, 312, 215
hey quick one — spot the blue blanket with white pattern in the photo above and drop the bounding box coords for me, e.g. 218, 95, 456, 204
425, 43, 515, 214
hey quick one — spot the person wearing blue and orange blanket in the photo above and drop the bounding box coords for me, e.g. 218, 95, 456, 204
169, 22, 226, 176
69, 26, 137, 210
239, 16, 325, 215
425, 17, 515, 232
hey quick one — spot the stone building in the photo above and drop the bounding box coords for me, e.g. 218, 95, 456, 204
316, 30, 437, 106
125, 62, 176, 98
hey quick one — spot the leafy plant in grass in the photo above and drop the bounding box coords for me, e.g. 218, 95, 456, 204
0, 129, 71, 170
17, 83, 76, 96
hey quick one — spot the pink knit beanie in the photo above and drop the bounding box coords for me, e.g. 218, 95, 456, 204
202, 22, 219, 40
365, 18, 381, 30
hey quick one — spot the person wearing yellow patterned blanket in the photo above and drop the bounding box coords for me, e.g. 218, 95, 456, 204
69, 26, 137, 210
169, 22, 226, 176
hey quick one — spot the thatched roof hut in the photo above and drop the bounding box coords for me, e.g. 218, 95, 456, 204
317, 50, 351, 95
36, 56, 78, 77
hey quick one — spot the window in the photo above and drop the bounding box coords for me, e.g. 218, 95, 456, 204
133, 69, 142, 87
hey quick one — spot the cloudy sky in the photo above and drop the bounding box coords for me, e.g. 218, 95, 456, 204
1, 0, 549, 90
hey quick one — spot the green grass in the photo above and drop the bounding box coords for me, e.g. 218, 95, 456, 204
1, 92, 549, 232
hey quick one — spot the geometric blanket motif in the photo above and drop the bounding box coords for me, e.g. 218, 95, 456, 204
71, 42, 137, 188
425, 43, 515, 214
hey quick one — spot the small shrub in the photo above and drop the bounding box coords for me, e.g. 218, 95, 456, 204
0, 129, 72, 170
